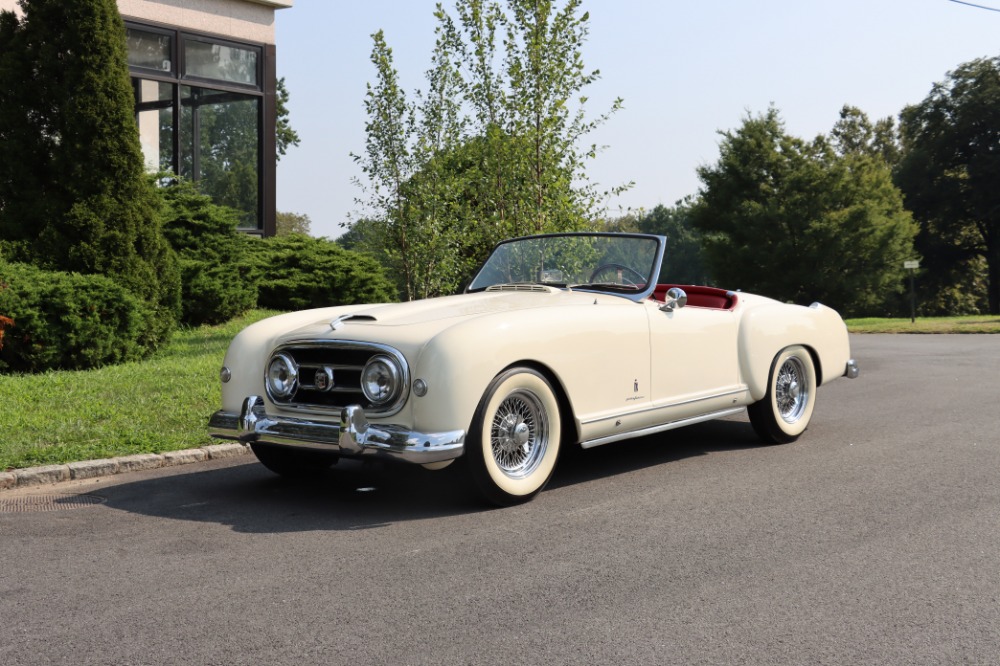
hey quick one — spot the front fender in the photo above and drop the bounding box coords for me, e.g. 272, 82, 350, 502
408, 300, 650, 436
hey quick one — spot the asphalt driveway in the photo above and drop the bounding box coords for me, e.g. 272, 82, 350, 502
1, 334, 998, 665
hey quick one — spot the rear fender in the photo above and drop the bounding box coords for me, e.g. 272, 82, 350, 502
739, 302, 851, 401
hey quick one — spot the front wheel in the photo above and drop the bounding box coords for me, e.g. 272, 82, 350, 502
466, 368, 563, 506
747, 345, 817, 444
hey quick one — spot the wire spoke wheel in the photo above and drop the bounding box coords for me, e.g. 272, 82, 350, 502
467, 368, 563, 506
775, 356, 809, 423
490, 390, 548, 478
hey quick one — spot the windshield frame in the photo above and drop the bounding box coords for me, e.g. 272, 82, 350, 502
465, 232, 666, 302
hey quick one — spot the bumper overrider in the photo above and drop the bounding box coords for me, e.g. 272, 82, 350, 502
208, 395, 465, 464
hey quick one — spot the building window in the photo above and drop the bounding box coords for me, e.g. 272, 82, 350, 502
126, 26, 173, 73
126, 21, 272, 234
184, 38, 259, 87
180, 86, 259, 229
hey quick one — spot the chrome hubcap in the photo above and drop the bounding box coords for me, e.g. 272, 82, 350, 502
776, 357, 808, 424
490, 390, 548, 478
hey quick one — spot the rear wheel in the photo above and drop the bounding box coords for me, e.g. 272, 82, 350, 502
748, 345, 817, 444
466, 368, 562, 506
250, 443, 337, 478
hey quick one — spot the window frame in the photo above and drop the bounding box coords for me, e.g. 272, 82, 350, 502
124, 19, 275, 236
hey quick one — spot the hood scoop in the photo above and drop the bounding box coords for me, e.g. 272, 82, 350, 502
330, 314, 377, 330
486, 284, 552, 293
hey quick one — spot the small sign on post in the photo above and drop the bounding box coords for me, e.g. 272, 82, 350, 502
904, 260, 920, 322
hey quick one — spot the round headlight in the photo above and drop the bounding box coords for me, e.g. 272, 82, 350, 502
266, 353, 298, 399
361, 354, 401, 405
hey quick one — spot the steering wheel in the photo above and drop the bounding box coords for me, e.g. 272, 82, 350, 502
588, 263, 646, 286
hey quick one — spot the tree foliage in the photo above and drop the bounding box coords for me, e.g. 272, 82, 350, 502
350, 0, 624, 299
635, 201, 708, 285
275, 77, 300, 161
691, 107, 917, 317
159, 180, 258, 325
275, 211, 312, 236
897, 57, 1000, 314
251, 235, 398, 311
0, 0, 180, 349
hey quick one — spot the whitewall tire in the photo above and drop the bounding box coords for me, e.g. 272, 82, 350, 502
466, 367, 562, 506
748, 345, 817, 444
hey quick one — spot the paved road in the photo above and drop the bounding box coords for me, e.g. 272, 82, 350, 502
1, 335, 998, 665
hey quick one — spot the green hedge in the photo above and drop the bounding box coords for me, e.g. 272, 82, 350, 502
251, 234, 397, 310
0, 262, 148, 372
160, 181, 258, 326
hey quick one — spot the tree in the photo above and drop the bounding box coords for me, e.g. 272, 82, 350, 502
275, 211, 312, 236
897, 57, 1000, 314
350, 0, 623, 300
636, 201, 708, 285
275, 77, 300, 161
831, 105, 901, 166
0, 0, 180, 349
691, 108, 917, 317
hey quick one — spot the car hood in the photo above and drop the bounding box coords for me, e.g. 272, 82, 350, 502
274, 287, 626, 346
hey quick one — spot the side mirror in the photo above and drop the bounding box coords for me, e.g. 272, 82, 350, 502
659, 287, 688, 313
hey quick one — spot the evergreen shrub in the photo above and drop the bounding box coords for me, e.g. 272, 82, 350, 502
159, 181, 258, 325
0, 262, 148, 372
252, 234, 397, 310
0, 0, 181, 353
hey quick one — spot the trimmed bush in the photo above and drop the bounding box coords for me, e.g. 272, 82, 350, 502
0, 0, 181, 352
159, 180, 258, 326
0, 262, 148, 373
251, 234, 397, 310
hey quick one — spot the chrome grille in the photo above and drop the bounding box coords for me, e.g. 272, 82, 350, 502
265, 341, 409, 416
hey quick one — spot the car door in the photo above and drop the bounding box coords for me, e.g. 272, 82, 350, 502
644, 299, 742, 422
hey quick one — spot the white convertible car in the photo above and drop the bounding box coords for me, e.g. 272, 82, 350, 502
209, 233, 858, 505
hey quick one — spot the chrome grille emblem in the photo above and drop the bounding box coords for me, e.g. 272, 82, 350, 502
314, 367, 334, 392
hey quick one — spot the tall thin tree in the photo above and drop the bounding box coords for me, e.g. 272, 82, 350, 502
0, 0, 180, 347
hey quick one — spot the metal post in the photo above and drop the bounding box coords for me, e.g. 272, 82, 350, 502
903, 260, 920, 323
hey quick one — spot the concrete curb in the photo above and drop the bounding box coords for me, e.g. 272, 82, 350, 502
0, 442, 251, 492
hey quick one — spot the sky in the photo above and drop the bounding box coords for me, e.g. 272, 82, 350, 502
274, 0, 1000, 239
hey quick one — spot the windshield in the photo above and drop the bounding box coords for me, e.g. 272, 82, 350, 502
467, 233, 664, 301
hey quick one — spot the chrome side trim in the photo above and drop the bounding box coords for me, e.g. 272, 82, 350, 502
580, 407, 745, 449
579, 387, 748, 426
844, 359, 860, 379
208, 396, 464, 465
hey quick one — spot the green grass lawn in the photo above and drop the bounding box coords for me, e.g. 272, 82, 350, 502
846, 315, 1000, 334
0, 310, 278, 471
2, 310, 998, 472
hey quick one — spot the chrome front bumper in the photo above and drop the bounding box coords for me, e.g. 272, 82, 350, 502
208, 395, 465, 465
844, 359, 860, 379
